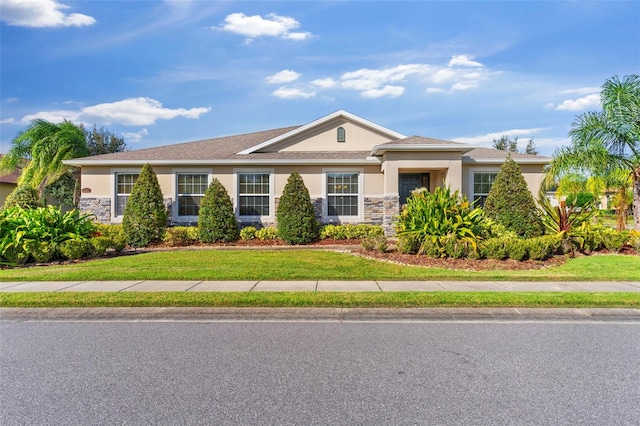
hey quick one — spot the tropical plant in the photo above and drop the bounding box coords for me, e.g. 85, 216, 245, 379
122, 163, 167, 248
396, 186, 487, 255
484, 157, 544, 238
198, 178, 239, 243
276, 172, 319, 244
548, 74, 640, 231
0, 119, 88, 203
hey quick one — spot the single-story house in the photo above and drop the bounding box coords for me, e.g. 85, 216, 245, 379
0, 155, 21, 207
65, 110, 551, 234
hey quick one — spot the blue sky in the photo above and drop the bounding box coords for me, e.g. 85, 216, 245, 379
1, 1, 638, 156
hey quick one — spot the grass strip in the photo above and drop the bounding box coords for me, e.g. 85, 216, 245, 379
1, 251, 639, 281
1, 292, 638, 308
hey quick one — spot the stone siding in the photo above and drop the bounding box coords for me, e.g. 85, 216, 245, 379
382, 195, 400, 236
79, 197, 111, 223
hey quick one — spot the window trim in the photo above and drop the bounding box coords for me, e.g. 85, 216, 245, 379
111, 168, 141, 222
233, 168, 274, 221
470, 169, 499, 207
322, 168, 364, 222
337, 126, 346, 143
171, 169, 212, 220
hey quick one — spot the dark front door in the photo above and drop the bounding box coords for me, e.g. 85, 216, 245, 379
399, 173, 430, 206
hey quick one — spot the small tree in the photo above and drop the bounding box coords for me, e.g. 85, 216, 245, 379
198, 178, 239, 243
484, 157, 544, 238
276, 172, 319, 244
122, 163, 167, 248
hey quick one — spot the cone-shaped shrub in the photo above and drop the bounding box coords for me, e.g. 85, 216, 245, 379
198, 178, 239, 243
122, 163, 167, 247
484, 157, 544, 238
276, 171, 319, 244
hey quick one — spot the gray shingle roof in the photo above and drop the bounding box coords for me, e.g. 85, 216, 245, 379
380, 135, 469, 146
464, 148, 551, 162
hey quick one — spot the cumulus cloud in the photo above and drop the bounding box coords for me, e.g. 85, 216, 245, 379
122, 128, 149, 143
339, 64, 431, 98
0, 0, 96, 28
216, 13, 312, 42
272, 87, 316, 99
266, 70, 301, 84
361, 86, 405, 99
453, 128, 546, 147
311, 78, 337, 89
554, 94, 601, 111
448, 54, 483, 67
20, 97, 210, 126
559, 87, 600, 95
425, 87, 446, 94
0, 118, 16, 124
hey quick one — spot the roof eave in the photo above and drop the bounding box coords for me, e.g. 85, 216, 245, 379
371, 144, 478, 156
462, 157, 551, 165
64, 158, 382, 167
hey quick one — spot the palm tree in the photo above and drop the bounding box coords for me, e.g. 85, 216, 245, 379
548, 74, 640, 231
0, 119, 88, 203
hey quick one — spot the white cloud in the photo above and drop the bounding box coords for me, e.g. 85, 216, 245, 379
266, 70, 301, 84
559, 87, 600, 95
448, 54, 483, 67
453, 128, 546, 147
0, 118, 16, 124
554, 94, 601, 111
4, 98, 19, 103
361, 85, 405, 99
122, 128, 149, 143
311, 78, 337, 89
272, 87, 316, 99
21, 97, 210, 126
340, 64, 431, 97
216, 13, 312, 42
0, 0, 96, 28
425, 88, 446, 94
451, 81, 478, 91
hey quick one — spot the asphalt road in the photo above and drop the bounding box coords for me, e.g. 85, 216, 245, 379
1, 320, 639, 425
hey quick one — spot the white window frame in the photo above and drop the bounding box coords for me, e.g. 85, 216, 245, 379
323, 168, 364, 222
171, 169, 212, 221
470, 168, 499, 207
234, 169, 274, 221
111, 168, 141, 222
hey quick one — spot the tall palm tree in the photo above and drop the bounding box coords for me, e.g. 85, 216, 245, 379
0, 119, 88, 203
548, 74, 640, 231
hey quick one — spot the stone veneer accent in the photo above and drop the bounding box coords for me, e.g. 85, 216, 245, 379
79, 197, 111, 223
382, 195, 400, 236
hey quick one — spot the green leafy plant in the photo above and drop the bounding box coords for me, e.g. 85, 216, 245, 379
361, 234, 388, 252
163, 226, 199, 246
505, 238, 528, 261
198, 178, 239, 243
255, 227, 280, 240
122, 163, 167, 248
484, 157, 544, 238
58, 238, 88, 260
320, 224, 384, 240
239, 226, 257, 240
28, 240, 55, 263
276, 172, 319, 245
396, 186, 487, 255
94, 223, 127, 252
480, 237, 509, 260
3, 185, 42, 210
90, 237, 113, 257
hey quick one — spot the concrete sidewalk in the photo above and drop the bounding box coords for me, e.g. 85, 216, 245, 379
1, 280, 640, 292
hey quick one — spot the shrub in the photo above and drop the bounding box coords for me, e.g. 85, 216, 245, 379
480, 237, 509, 260
396, 186, 487, 255
442, 234, 472, 259
90, 236, 113, 256
629, 230, 640, 252
164, 226, 199, 246
58, 239, 88, 260
198, 178, 239, 243
320, 224, 384, 240
483, 157, 544, 238
361, 234, 388, 252
3, 185, 42, 210
276, 172, 319, 245
525, 236, 558, 261
240, 226, 257, 240
95, 224, 127, 252
122, 163, 167, 248
505, 238, 528, 261
255, 227, 280, 240
566, 192, 596, 208
601, 229, 628, 252
28, 241, 55, 263
396, 233, 420, 254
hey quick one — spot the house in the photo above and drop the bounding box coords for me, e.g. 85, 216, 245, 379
65, 110, 551, 234
0, 155, 21, 207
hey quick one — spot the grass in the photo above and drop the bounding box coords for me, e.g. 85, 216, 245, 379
0, 250, 638, 281
1, 291, 638, 308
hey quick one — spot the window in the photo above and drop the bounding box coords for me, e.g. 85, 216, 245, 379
327, 172, 358, 216
337, 127, 346, 143
238, 172, 270, 216
115, 173, 139, 216
473, 172, 498, 207
177, 173, 208, 216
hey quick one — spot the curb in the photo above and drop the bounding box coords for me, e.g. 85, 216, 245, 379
2, 307, 640, 322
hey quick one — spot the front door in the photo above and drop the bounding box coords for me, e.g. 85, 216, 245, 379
399, 173, 430, 206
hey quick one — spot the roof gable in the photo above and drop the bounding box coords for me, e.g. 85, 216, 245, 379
237, 110, 407, 155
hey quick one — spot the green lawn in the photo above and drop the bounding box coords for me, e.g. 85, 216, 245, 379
1, 250, 638, 281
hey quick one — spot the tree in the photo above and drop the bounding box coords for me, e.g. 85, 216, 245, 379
276, 172, 319, 244
484, 156, 544, 238
198, 178, 239, 243
81, 125, 127, 155
3, 185, 42, 209
492, 135, 538, 155
0, 119, 88, 201
122, 163, 167, 248
548, 74, 640, 231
